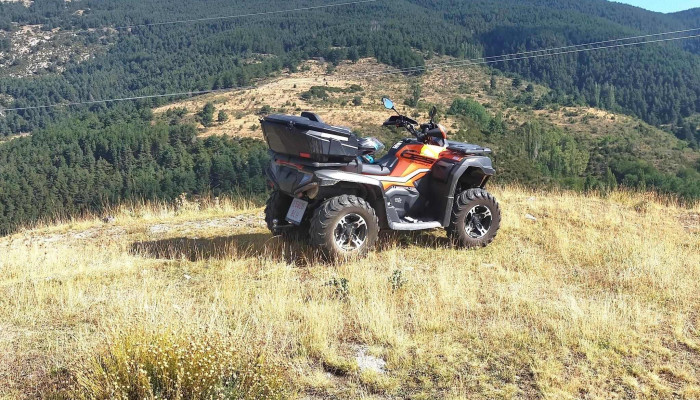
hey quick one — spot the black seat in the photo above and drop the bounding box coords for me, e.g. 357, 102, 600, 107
359, 150, 400, 176
361, 162, 392, 176
341, 155, 394, 176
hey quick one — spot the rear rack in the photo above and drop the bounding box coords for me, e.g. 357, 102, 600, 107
447, 141, 492, 155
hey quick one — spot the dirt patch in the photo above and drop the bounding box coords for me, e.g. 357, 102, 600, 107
154, 59, 397, 139
146, 214, 264, 236
355, 345, 386, 374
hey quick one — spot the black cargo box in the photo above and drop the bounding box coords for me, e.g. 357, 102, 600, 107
261, 114, 360, 162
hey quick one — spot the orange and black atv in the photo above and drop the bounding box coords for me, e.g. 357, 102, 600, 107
261, 97, 501, 259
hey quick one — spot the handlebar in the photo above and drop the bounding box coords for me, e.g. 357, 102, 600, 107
408, 121, 426, 141
403, 122, 427, 142
384, 115, 434, 142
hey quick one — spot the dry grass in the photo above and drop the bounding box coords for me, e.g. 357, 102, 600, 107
69, 328, 286, 400
153, 58, 503, 139
152, 57, 698, 171
1, 186, 699, 399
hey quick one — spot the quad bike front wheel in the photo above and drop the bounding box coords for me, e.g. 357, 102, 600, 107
310, 195, 379, 260
264, 190, 308, 240
447, 188, 501, 248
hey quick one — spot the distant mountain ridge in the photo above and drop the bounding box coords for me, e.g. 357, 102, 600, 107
669, 8, 700, 43
670, 7, 700, 20
0, 0, 698, 141
0, 0, 699, 235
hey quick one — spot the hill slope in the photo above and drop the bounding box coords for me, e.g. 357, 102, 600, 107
1, 187, 699, 398
154, 57, 700, 195
2, 56, 699, 237
671, 8, 700, 28
1, 0, 699, 136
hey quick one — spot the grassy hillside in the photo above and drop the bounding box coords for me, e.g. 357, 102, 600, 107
1, 0, 699, 136
1, 186, 699, 399
155, 58, 700, 193
1, 56, 698, 237
155, 58, 697, 171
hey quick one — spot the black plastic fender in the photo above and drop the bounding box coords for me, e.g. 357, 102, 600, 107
312, 169, 393, 228
266, 162, 315, 195
432, 156, 495, 227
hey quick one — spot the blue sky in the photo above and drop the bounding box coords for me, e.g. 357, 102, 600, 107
611, 0, 699, 13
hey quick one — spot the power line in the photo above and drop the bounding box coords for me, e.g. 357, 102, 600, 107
361, 29, 700, 76
117, 0, 380, 29
340, 33, 700, 78
2, 87, 255, 112
41, 0, 381, 37
424, 27, 700, 67
344, 27, 700, 77
466, 32, 700, 67
2, 31, 699, 112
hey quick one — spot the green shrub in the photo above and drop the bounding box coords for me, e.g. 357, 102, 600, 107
448, 98, 490, 129
198, 102, 215, 127
257, 105, 272, 116
389, 269, 406, 292
325, 277, 349, 300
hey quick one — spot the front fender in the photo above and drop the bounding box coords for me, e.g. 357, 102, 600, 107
455, 156, 495, 178
435, 156, 496, 226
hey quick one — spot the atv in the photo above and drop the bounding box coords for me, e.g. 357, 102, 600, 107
261, 97, 501, 260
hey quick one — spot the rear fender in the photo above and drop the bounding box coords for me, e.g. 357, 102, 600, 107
313, 170, 390, 229
267, 162, 314, 195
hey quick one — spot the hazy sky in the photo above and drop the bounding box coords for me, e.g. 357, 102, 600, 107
611, 0, 699, 13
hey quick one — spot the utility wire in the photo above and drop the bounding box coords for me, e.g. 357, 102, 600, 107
425, 27, 700, 67
114, 0, 380, 29
2, 31, 699, 112
365, 29, 700, 75
27, 0, 381, 37
1, 87, 255, 112
339, 33, 700, 78
344, 27, 700, 77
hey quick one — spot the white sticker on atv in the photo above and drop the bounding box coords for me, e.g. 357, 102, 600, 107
286, 198, 308, 225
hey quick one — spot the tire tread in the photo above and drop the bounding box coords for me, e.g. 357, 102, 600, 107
310, 194, 379, 259
264, 190, 306, 239
447, 188, 501, 248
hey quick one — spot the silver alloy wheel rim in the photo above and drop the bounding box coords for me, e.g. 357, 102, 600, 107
465, 205, 493, 239
333, 213, 368, 251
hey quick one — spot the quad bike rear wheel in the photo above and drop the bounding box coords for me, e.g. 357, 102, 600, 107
447, 188, 501, 248
264, 190, 307, 240
310, 195, 379, 260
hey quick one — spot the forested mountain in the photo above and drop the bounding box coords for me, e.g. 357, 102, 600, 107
0, 0, 699, 233
0, 0, 699, 138
0, 108, 268, 234
671, 8, 700, 27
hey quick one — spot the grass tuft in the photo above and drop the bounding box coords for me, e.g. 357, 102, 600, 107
60, 329, 287, 400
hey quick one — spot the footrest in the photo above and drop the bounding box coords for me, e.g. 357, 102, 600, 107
388, 220, 442, 231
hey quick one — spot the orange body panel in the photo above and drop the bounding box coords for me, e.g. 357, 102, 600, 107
272, 141, 470, 191
378, 143, 465, 190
